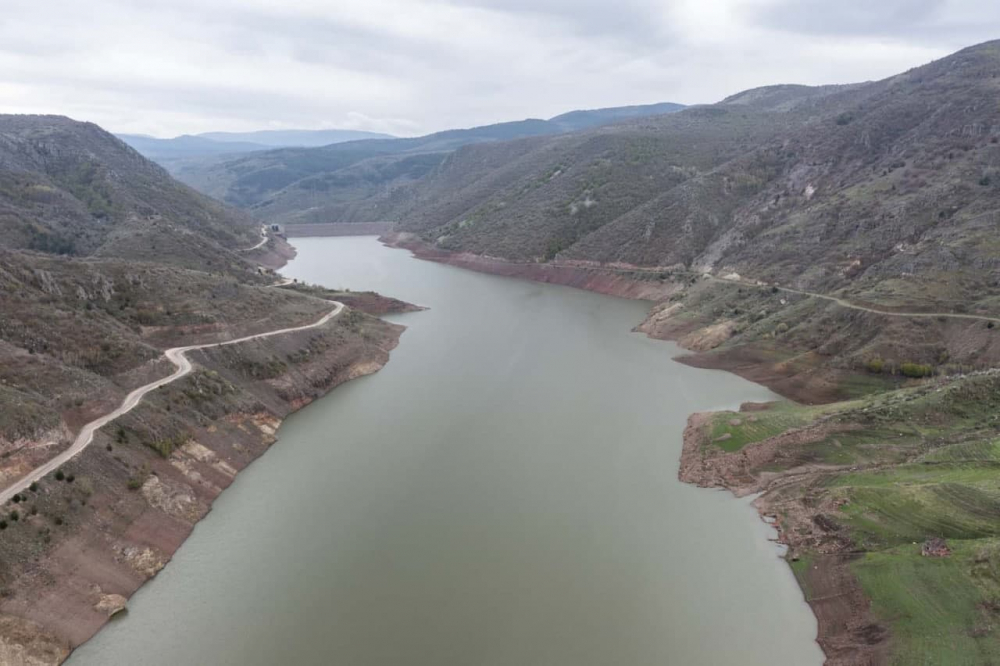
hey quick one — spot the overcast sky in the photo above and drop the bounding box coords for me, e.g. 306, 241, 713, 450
1, 0, 996, 137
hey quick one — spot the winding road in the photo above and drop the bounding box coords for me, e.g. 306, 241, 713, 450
239, 227, 269, 252
702, 276, 1000, 325
0, 300, 344, 505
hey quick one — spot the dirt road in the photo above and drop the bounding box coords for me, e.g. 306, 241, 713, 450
0, 301, 343, 503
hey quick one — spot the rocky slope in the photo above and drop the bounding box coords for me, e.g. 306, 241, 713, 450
390, 41, 1000, 317
0, 115, 263, 274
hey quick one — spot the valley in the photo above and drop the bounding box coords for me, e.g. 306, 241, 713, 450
2, 30, 1000, 666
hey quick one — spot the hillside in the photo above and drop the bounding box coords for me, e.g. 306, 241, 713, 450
118, 128, 395, 173
0, 115, 266, 274
0, 115, 414, 660
392, 41, 1000, 314
549, 101, 686, 131
0, 249, 409, 659
117, 134, 273, 161
198, 128, 394, 147
173, 102, 685, 221
681, 371, 1000, 664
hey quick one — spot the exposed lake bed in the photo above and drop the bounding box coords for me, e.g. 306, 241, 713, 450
71, 236, 822, 665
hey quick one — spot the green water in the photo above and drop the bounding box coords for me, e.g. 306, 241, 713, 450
71, 237, 822, 665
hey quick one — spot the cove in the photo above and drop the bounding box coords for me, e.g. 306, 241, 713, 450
70, 236, 822, 665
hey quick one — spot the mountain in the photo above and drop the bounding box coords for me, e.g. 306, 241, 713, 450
549, 102, 686, 131
117, 133, 272, 160
391, 40, 1000, 315
118, 128, 395, 176
172, 102, 685, 220
197, 128, 394, 147
0, 115, 264, 274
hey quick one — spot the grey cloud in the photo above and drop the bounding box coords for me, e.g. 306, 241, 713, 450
442, 0, 673, 44
749, 0, 1000, 46
0, 0, 995, 137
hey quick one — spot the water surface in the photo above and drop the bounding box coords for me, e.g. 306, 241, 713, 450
72, 236, 822, 665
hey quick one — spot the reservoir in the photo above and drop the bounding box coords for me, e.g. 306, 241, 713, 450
71, 236, 822, 665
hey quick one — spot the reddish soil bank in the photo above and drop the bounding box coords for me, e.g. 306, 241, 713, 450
672, 347, 855, 406
381, 233, 681, 301
384, 233, 844, 406
0, 298, 411, 664
680, 410, 888, 665
332, 291, 426, 316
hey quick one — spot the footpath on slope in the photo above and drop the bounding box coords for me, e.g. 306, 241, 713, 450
708, 277, 1000, 324
0, 300, 343, 504
238, 226, 269, 252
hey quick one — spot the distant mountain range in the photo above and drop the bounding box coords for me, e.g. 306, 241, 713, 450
165, 101, 687, 220
116, 128, 395, 168
197, 128, 396, 147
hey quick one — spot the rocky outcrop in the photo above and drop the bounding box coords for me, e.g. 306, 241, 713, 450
0, 615, 69, 666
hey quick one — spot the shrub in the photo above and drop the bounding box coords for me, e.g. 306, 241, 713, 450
29, 482, 37, 492
53, 516, 63, 526
989, 322, 995, 329
11, 495, 20, 504
0, 521, 7, 530
65, 474, 75, 483
9, 511, 18, 522
900, 362, 933, 378
866, 357, 885, 373
54, 470, 65, 481
980, 175, 992, 187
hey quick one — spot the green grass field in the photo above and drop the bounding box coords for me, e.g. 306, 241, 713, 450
704, 373, 1000, 662
707, 402, 817, 452
852, 539, 1000, 665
